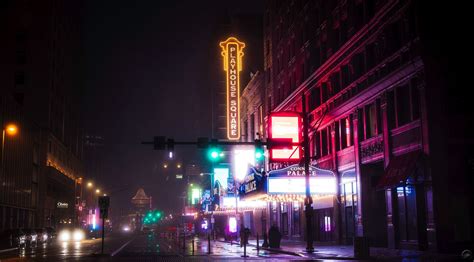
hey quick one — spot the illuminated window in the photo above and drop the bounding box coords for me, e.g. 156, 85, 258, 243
324, 216, 331, 232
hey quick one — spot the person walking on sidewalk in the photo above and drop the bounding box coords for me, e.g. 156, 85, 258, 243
268, 224, 282, 248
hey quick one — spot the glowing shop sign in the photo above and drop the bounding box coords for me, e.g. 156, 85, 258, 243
220, 37, 245, 140
269, 112, 301, 161
228, 217, 237, 233
267, 164, 336, 195
57, 202, 69, 208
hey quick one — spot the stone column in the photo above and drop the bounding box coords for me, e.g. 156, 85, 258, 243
331, 123, 342, 244
380, 93, 395, 247
352, 109, 364, 236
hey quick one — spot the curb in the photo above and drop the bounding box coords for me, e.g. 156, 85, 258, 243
0, 247, 18, 254
215, 239, 303, 257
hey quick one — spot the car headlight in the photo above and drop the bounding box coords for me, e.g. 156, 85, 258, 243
59, 230, 71, 241
73, 230, 84, 241
43, 234, 48, 241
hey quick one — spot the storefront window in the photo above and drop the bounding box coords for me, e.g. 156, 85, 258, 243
280, 202, 288, 236
396, 185, 417, 242
270, 201, 278, 226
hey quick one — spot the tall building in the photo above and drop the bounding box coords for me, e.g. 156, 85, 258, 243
0, 0, 86, 229
263, 0, 471, 252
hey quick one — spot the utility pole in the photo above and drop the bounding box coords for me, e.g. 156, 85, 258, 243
302, 94, 314, 253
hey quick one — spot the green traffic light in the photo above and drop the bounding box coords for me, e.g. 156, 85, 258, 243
255, 151, 263, 159
208, 148, 224, 161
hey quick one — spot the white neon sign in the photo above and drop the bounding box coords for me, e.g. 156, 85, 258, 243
268, 177, 336, 195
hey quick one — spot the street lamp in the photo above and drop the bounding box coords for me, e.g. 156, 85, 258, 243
87, 182, 93, 188
96, 189, 100, 194
1, 123, 19, 192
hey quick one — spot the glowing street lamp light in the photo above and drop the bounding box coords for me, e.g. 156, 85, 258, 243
163, 164, 168, 168
95, 189, 100, 194
177, 164, 181, 169
5, 123, 18, 136
87, 182, 93, 188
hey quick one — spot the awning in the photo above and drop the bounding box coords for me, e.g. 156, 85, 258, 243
376, 150, 421, 190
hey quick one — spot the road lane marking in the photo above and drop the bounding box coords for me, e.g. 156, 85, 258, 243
110, 237, 136, 257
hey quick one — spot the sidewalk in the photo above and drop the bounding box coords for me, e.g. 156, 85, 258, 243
234, 237, 461, 261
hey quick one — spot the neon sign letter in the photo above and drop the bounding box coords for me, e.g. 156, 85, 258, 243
220, 37, 245, 140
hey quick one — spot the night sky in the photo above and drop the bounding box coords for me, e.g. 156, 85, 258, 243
81, 1, 263, 214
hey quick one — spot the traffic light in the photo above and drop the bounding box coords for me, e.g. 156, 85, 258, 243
143, 210, 163, 225
207, 147, 224, 162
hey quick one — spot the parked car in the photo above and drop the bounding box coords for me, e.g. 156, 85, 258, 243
0, 229, 26, 248
45, 227, 57, 239
22, 228, 38, 246
35, 228, 49, 243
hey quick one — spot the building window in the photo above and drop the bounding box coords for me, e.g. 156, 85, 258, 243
313, 131, 321, 159
321, 83, 329, 102
410, 79, 421, 120
250, 114, 256, 141
321, 128, 329, 156
338, 116, 352, 150
324, 216, 331, 232
309, 87, 321, 111
364, 102, 378, 139
258, 105, 264, 135
396, 84, 411, 126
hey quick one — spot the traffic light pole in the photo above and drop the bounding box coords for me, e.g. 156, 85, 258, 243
302, 94, 314, 253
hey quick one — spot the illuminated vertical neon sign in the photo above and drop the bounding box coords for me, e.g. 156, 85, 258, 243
220, 37, 245, 140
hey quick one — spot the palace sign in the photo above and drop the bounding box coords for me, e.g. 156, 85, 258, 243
267, 164, 337, 195
220, 37, 245, 140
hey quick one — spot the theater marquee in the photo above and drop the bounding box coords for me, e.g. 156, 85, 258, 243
220, 37, 245, 140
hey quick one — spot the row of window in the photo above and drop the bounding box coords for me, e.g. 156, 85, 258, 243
311, 80, 421, 159
269, 1, 417, 112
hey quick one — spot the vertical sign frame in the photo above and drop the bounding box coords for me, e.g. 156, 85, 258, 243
220, 37, 245, 140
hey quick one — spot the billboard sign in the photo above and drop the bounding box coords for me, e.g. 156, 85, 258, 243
220, 37, 245, 140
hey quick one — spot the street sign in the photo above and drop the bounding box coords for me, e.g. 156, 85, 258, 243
98, 196, 110, 219
98, 196, 110, 209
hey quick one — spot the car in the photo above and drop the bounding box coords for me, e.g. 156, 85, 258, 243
58, 228, 85, 242
22, 228, 38, 246
45, 227, 57, 239
0, 229, 26, 248
35, 228, 50, 243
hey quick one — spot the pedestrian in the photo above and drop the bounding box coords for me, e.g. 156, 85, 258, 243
239, 223, 245, 247
268, 224, 281, 248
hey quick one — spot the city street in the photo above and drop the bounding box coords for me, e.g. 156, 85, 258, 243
0, 1, 470, 261
0, 232, 305, 261
1, 231, 461, 261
